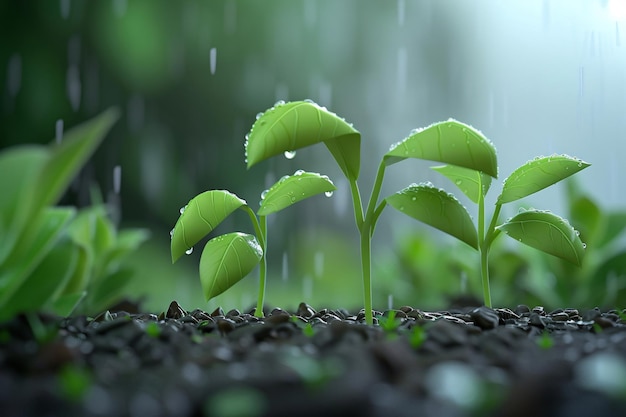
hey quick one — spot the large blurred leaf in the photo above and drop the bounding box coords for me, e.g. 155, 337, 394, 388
497, 155, 590, 204
171, 190, 247, 262
431, 164, 492, 204
257, 171, 336, 216
0, 207, 76, 307
199, 232, 263, 301
384, 119, 498, 178
386, 183, 478, 249
599, 212, 626, 248
568, 195, 602, 247
245, 101, 361, 180
496, 209, 586, 266
0, 230, 77, 320
88, 268, 135, 312
0, 147, 48, 264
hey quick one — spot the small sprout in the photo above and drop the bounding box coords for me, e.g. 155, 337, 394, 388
409, 325, 426, 349
303, 322, 315, 338
536, 331, 554, 350
379, 310, 401, 334
145, 321, 162, 338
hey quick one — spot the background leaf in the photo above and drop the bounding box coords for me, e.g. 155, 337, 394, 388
384, 119, 498, 178
385, 183, 478, 249
245, 101, 361, 180
431, 164, 492, 204
496, 209, 586, 266
199, 232, 263, 301
257, 170, 336, 216
497, 155, 590, 204
171, 190, 247, 262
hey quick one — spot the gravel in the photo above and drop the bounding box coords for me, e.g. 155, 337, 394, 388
1, 301, 626, 417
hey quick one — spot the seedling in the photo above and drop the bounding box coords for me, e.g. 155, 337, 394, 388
170, 167, 336, 318
174, 100, 589, 325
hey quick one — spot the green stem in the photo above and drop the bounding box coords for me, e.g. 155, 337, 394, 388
358, 161, 388, 325
348, 177, 364, 229
479, 204, 502, 308
243, 206, 267, 318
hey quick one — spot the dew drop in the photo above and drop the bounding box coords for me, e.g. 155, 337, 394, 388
455, 179, 462, 186
260, 189, 269, 200
185, 247, 194, 255
179, 205, 187, 214
274, 99, 285, 107
582, 243, 587, 249
284, 150, 296, 159
411, 196, 416, 201
325, 190, 334, 197
169, 228, 175, 238
294, 169, 304, 175
255, 112, 263, 120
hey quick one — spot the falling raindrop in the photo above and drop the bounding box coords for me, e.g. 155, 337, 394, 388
209, 47, 217, 75
113, 165, 122, 194
6, 54, 21, 97
282, 251, 288, 282
397, 0, 405, 27
314, 252, 324, 278
579, 66, 584, 98
616, 22, 621, 47
284, 150, 296, 159
67, 35, 81, 65
55, 119, 64, 144
303, 275, 313, 299
318, 80, 332, 108
303, 0, 317, 28
387, 294, 393, 310
112, 0, 127, 17
324, 190, 334, 197
66, 65, 81, 111
60, 0, 71, 19
185, 247, 194, 255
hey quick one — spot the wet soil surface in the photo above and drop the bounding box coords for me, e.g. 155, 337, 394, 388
1, 301, 626, 417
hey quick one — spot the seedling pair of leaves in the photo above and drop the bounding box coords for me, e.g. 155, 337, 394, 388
172, 100, 589, 325
0, 109, 148, 321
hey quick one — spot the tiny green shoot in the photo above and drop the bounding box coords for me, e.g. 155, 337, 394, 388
409, 325, 427, 349
379, 310, 401, 335
174, 100, 589, 325
536, 331, 554, 350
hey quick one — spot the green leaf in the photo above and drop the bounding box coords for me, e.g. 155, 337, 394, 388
497, 155, 590, 204
0, 207, 76, 308
257, 170, 336, 216
171, 190, 247, 263
496, 209, 586, 266
384, 119, 498, 178
431, 165, 492, 204
0, 146, 48, 265
88, 268, 134, 313
0, 238, 78, 320
385, 183, 478, 249
37, 108, 120, 208
599, 212, 626, 247
245, 100, 361, 180
199, 232, 263, 301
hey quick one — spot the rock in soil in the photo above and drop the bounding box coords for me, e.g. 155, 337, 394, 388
1, 301, 626, 417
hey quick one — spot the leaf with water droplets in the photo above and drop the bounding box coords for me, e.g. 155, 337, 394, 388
496, 209, 586, 266
385, 183, 478, 249
497, 155, 590, 204
245, 100, 361, 180
383, 119, 498, 178
431, 165, 492, 204
199, 232, 263, 301
171, 190, 247, 263
257, 171, 336, 216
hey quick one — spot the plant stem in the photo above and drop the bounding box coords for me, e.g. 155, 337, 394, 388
358, 161, 388, 325
479, 204, 502, 308
243, 206, 267, 318
255, 215, 268, 317
348, 177, 364, 229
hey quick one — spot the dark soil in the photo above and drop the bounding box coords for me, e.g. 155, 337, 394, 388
1, 301, 626, 417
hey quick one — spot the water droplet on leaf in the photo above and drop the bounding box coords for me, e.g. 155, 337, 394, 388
284, 150, 296, 159
185, 247, 194, 255
325, 190, 334, 197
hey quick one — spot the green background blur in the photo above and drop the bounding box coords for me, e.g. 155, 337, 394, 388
2, 0, 625, 313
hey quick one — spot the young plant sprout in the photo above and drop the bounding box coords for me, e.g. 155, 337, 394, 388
170, 162, 336, 318
174, 100, 589, 325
